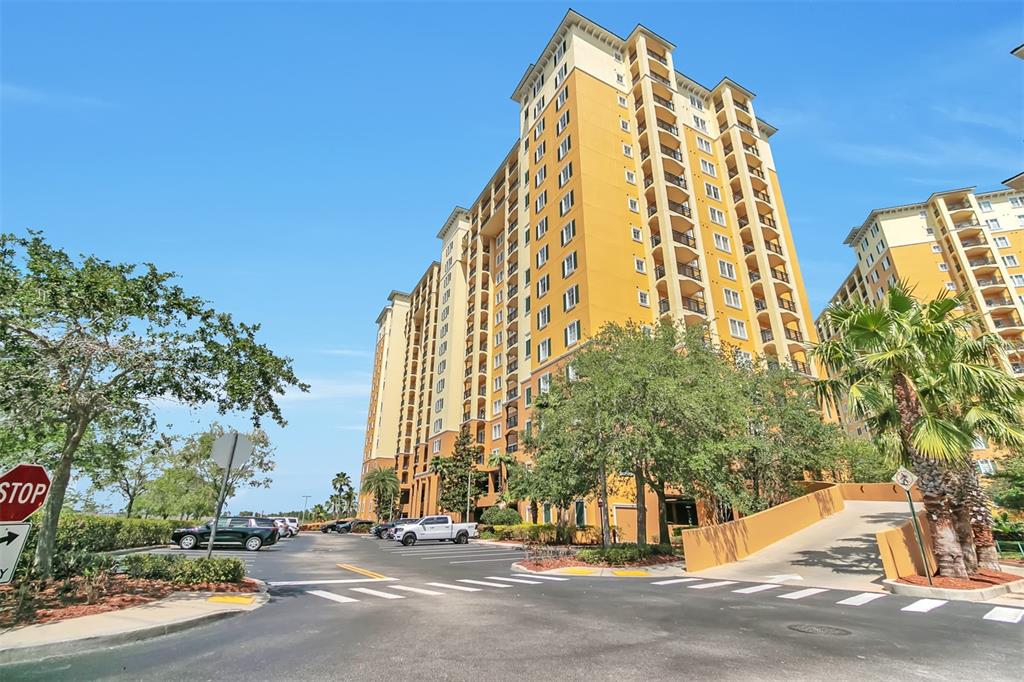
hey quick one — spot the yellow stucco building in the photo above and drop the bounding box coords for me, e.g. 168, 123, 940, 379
356, 11, 820, 539
815, 177, 1024, 475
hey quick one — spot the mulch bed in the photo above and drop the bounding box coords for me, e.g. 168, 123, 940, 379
898, 568, 1024, 591
520, 554, 682, 572
0, 575, 260, 628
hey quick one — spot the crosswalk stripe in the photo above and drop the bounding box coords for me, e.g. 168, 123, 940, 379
425, 582, 480, 592
389, 585, 445, 596
778, 588, 828, 600
486, 576, 541, 585
733, 584, 780, 594
307, 589, 358, 604
836, 592, 886, 606
458, 579, 511, 588
982, 606, 1024, 623
269, 578, 396, 586
513, 574, 569, 581
350, 587, 404, 600
651, 578, 701, 586
450, 558, 524, 564
689, 580, 737, 590
901, 598, 947, 613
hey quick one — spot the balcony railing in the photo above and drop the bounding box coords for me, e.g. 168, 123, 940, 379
665, 172, 687, 189
792, 359, 810, 375
784, 328, 805, 343
661, 145, 683, 161
778, 298, 797, 313
652, 93, 674, 110
655, 264, 666, 280
754, 298, 767, 311
742, 143, 760, 157
953, 221, 982, 230
651, 233, 662, 247
681, 296, 707, 315
986, 298, 1014, 307
946, 200, 972, 211
678, 263, 702, 281
960, 237, 988, 248
760, 329, 774, 342
736, 121, 756, 135
648, 50, 668, 66
753, 190, 772, 204
749, 166, 766, 180
657, 119, 679, 136
734, 101, 751, 114
673, 229, 696, 248
969, 258, 997, 267
771, 268, 791, 283
649, 71, 672, 87
667, 200, 692, 218
761, 216, 778, 229
658, 298, 670, 314
750, 270, 762, 283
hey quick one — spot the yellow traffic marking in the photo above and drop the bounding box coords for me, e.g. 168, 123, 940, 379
611, 569, 650, 577
559, 568, 596, 575
207, 595, 256, 604
337, 563, 388, 580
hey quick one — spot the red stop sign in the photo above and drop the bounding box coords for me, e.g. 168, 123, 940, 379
0, 464, 52, 522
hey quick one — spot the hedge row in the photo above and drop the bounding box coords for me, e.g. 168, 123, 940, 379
120, 554, 246, 583
575, 543, 677, 566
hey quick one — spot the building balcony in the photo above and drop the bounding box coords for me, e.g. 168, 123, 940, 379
953, 220, 982, 231
754, 298, 767, 311
652, 93, 675, 111
648, 50, 668, 66
986, 297, 1015, 309
946, 200, 973, 212
678, 263, 702, 282
680, 296, 707, 315
778, 297, 798, 313
785, 328, 805, 343
667, 200, 692, 218
792, 359, 811, 375
672, 229, 697, 248
658, 298, 671, 314
657, 119, 680, 137
760, 329, 774, 342
969, 258, 998, 269
771, 268, 791, 284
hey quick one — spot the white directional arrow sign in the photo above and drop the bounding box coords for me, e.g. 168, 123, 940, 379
0, 523, 31, 585
765, 574, 804, 582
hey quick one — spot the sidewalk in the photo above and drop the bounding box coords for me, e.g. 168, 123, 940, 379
0, 590, 269, 665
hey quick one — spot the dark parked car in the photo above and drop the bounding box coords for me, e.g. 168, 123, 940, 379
172, 516, 279, 551
320, 518, 372, 534
373, 519, 415, 539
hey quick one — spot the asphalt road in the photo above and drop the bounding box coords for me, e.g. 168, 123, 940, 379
3, 532, 1020, 681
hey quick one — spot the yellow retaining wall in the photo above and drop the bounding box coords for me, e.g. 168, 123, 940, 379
839, 482, 922, 503
876, 511, 936, 579
680, 485, 846, 572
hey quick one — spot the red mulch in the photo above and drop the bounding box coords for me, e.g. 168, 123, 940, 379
520, 554, 682, 571
0, 576, 260, 628
899, 568, 1024, 591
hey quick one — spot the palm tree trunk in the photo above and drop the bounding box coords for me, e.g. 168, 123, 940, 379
952, 501, 979, 573
893, 373, 968, 579
959, 465, 1000, 570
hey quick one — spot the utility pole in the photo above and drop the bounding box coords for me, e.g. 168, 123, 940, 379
302, 495, 311, 523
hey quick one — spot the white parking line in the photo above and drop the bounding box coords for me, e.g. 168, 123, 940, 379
733, 584, 780, 594
901, 599, 947, 613
778, 588, 828, 600
651, 578, 701, 586
269, 578, 397, 586
689, 581, 737, 590
420, 552, 523, 560
350, 587, 404, 600
450, 557, 524, 564
458, 579, 511, 588
514, 574, 569, 581
425, 582, 480, 592
836, 592, 886, 606
982, 606, 1024, 623
389, 585, 445, 596
486, 576, 541, 585
307, 590, 358, 604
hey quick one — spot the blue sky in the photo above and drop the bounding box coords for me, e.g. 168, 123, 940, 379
2, 1, 1021, 513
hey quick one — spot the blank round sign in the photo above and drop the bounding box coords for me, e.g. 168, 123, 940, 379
211, 433, 254, 470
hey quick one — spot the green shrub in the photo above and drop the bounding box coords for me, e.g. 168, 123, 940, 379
671, 527, 684, 537
171, 557, 245, 584
119, 553, 183, 580
490, 523, 558, 543
480, 507, 522, 526
576, 543, 677, 566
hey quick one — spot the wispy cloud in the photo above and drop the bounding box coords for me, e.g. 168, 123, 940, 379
320, 348, 371, 358
931, 105, 1020, 137
2, 82, 110, 108
278, 377, 370, 403
827, 136, 1019, 173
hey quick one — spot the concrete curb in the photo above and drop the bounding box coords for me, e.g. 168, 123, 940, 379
473, 540, 525, 550
512, 560, 687, 577
105, 545, 172, 556
0, 590, 269, 666
883, 578, 1024, 602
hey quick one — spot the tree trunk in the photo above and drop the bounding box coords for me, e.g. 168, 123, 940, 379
34, 413, 90, 579
598, 461, 611, 549
125, 494, 135, 519
960, 465, 1001, 570
653, 479, 670, 546
634, 468, 647, 547
529, 498, 539, 525
892, 373, 967, 579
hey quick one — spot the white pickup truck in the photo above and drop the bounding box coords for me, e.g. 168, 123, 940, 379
393, 515, 478, 546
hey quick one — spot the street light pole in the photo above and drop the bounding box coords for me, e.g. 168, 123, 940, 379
301, 495, 311, 523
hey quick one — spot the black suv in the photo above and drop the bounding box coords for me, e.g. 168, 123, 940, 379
172, 516, 279, 551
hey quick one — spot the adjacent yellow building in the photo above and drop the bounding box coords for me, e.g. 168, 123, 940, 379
356, 10, 819, 538
816, 178, 1024, 474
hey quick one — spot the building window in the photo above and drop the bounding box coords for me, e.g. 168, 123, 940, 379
696, 136, 712, 153
976, 459, 996, 476
492, 423, 502, 440
537, 305, 550, 329
620, 119, 630, 132
713, 233, 731, 252
537, 274, 550, 298
628, 197, 640, 213
1011, 274, 1024, 287
536, 217, 548, 239
728, 318, 748, 339
705, 183, 721, 201
574, 499, 586, 526
931, 244, 941, 253
534, 118, 545, 140
946, 282, 956, 291
938, 263, 949, 272
492, 399, 503, 416
560, 220, 576, 246
557, 110, 570, 134
433, 418, 442, 433
700, 159, 717, 177
980, 200, 993, 213
533, 140, 546, 163
881, 256, 891, 270
556, 86, 569, 109
1003, 255, 1019, 267
535, 191, 547, 213
618, 94, 627, 108
631, 226, 642, 242
634, 257, 646, 273
536, 245, 549, 268
693, 115, 708, 132
538, 339, 551, 362
564, 320, 581, 346
987, 218, 1002, 231
724, 288, 742, 308
539, 373, 551, 394
534, 165, 547, 187
719, 260, 736, 280
557, 136, 572, 160
560, 190, 575, 216
623, 143, 633, 158
638, 291, 650, 307
625, 169, 637, 185
562, 252, 578, 277
1011, 197, 1023, 208
563, 284, 580, 311
558, 162, 573, 187
996, 236, 1011, 248
709, 207, 726, 225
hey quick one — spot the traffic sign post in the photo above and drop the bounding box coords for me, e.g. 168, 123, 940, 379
206, 433, 254, 559
0, 523, 31, 585
892, 467, 933, 586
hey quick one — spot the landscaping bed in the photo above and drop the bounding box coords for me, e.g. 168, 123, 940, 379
520, 542, 682, 571
898, 568, 1024, 591
0, 555, 252, 628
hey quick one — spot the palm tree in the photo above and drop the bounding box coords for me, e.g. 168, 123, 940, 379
360, 467, 400, 521
341, 488, 357, 516
814, 283, 1024, 578
331, 472, 352, 515
310, 503, 328, 521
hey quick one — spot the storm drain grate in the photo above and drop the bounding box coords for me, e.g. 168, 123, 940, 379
787, 624, 852, 636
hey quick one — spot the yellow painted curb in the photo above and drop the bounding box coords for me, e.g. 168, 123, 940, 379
559, 568, 596, 575
611, 570, 650, 577
207, 595, 256, 604
337, 563, 387, 580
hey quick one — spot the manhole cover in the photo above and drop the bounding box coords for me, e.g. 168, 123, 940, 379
787, 624, 852, 636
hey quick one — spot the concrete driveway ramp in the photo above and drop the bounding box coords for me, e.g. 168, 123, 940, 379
692, 501, 910, 592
